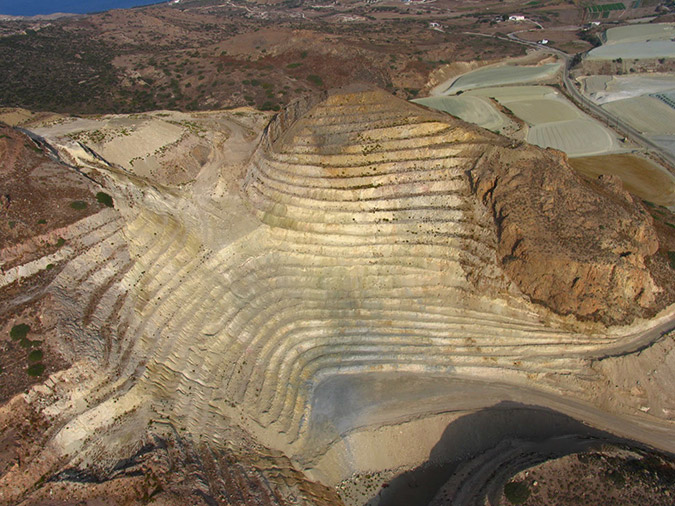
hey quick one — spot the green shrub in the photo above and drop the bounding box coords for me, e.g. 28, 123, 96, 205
46, 263, 55, 270
20, 337, 34, 348
504, 481, 530, 504
26, 363, 45, 377
260, 101, 280, 111
668, 251, 675, 269
287, 62, 302, 69
96, 192, 114, 207
28, 349, 43, 363
56, 238, 65, 247
605, 469, 625, 487
10, 323, 30, 340
70, 200, 87, 210
25, 142, 41, 153
307, 74, 324, 87
37, 219, 47, 224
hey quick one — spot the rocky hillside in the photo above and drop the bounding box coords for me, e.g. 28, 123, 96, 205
0, 124, 109, 403
0, 88, 673, 505
0, 0, 526, 114
470, 145, 674, 325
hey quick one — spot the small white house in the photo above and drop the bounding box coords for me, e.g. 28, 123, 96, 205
539, 39, 549, 44
509, 15, 526, 21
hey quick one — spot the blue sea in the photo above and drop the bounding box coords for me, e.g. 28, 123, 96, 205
0, 1, 166, 16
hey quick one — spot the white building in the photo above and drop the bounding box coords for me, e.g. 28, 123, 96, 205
509, 15, 526, 21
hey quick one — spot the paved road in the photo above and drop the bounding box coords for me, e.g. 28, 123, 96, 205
506, 31, 675, 171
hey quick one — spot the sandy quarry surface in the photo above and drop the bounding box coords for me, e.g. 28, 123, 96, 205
603, 96, 675, 136
412, 95, 519, 135
435, 60, 562, 96
587, 23, 675, 60
575, 70, 675, 168
27, 108, 271, 187
1, 87, 674, 505
464, 86, 623, 157
441, 63, 562, 95
427, 52, 560, 97
604, 22, 675, 44
427, 59, 626, 158
579, 73, 675, 104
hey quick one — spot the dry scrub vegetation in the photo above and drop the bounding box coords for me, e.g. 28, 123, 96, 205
0, 0, 530, 114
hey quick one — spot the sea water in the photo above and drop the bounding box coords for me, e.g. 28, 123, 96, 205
0, 0, 166, 16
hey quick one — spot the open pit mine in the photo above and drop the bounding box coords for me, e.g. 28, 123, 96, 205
1, 86, 674, 505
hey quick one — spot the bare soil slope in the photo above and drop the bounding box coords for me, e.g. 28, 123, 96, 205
0, 124, 107, 402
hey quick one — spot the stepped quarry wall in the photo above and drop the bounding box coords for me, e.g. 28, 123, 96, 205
1, 87, 673, 505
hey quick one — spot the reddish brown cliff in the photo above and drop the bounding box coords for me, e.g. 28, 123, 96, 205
470, 145, 673, 325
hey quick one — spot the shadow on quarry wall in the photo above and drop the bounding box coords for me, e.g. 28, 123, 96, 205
365, 401, 652, 506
